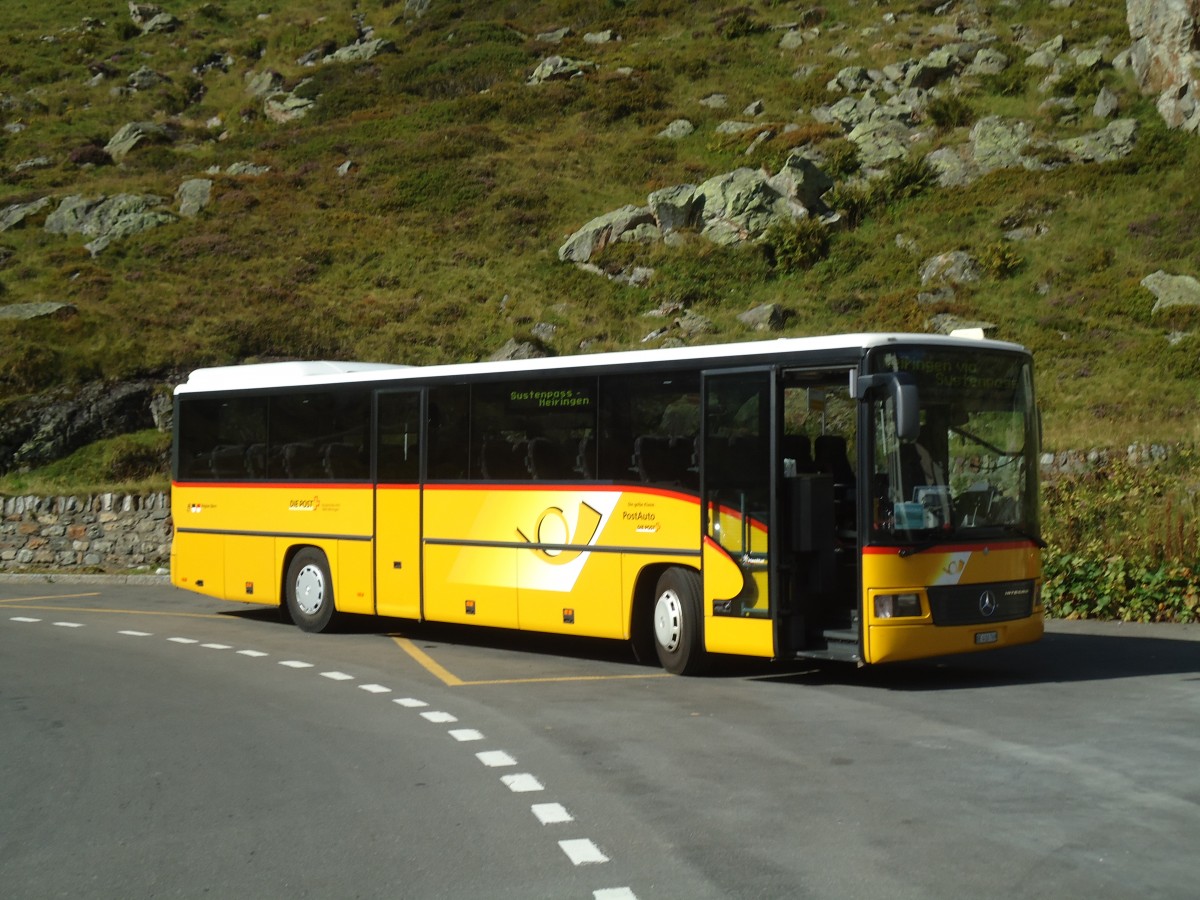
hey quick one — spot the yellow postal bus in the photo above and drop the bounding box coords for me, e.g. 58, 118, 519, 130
171, 333, 1044, 674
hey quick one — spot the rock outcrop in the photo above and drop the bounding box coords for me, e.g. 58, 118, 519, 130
1127, 0, 1200, 133
44, 194, 176, 256
0, 380, 168, 475
1141, 270, 1200, 312
558, 152, 838, 268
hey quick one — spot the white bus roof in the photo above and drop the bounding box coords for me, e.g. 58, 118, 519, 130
175, 332, 1027, 395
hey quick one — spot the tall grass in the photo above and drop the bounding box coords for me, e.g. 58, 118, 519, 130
1, 0, 1195, 464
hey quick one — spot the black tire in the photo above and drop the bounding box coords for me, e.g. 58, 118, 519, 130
285, 547, 337, 633
651, 567, 709, 675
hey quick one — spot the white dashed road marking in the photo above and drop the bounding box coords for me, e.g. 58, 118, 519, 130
476, 750, 517, 767
559, 839, 609, 866
501, 773, 544, 793
6, 612, 639, 900
532, 803, 574, 825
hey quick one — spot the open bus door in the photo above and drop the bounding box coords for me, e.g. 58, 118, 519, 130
778, 370, 864, 662
701, 369, 778, 656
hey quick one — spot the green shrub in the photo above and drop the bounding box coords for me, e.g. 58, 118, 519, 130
825, 181, 873, 229
580, 71, 671, 126
760, 217, 830, 272
714, 7, 769, 39
978, 62, 1029, 98
0, 430, 171, 494
1042, 549, 1199, 623
926, 94, 975, 130
0, 343, 62, 391
1055, 65, 1104, 98
819, 137, 861, 179
877, 156, 938, 202
978, 241, 1024, 278
1041, 449, 1200, 622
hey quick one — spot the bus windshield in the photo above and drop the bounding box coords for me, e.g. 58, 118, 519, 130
867, 347, 1039, 545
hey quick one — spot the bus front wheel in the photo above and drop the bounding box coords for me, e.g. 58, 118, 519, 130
652, 568, 708, 675
285, 548, 337, 633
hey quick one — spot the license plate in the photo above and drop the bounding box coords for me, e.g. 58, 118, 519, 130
974, 631, 998, 645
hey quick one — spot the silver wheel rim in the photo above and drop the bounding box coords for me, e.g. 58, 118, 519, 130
295, 563, 325, 616
653, 589, 683, 653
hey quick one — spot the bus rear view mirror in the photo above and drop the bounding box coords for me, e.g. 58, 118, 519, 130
854, 372, 920, 443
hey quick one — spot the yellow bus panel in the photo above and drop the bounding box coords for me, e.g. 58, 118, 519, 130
421, 485, 704, 639
518, 549, 624, 638
705, 615, 774, 658
866, 615, 1044, 664
861, 543, 1043, 664
423, 543, 518, 628
171, 530, 225, 599
223, 535, 276, 603
335, 539, 375, 615
374, 486, 422, 619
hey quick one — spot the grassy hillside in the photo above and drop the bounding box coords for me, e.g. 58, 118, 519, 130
2, 0, 1198, 455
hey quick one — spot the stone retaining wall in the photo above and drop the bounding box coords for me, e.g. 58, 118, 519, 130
1039, 444, 1173, 479
0, 493, 171, 573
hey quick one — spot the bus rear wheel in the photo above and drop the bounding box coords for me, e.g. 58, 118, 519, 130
286, 548, 337, 633
652, 567, 708, 675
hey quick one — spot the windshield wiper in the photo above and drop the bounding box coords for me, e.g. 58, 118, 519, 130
1001, 524, 1048, 548
898, 537, 945, 558
897, 524, 1046, 557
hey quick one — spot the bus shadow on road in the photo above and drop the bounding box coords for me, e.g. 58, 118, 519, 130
218, 605, 652, 669
751, 629, 1200, 690
219, 605, 1200, 686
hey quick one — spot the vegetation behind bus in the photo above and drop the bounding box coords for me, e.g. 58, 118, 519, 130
1041, 448, 1200, 624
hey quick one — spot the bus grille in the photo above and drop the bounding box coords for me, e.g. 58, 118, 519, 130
927, 581, 1034, 626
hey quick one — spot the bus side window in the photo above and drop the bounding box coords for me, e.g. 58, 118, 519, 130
177, 396, 266, 481
427, 386, 470, 480
526, 436, 571, 480
599, 372, 700, 484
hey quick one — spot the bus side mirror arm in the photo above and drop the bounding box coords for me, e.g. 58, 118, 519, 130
853, 372, 920, 443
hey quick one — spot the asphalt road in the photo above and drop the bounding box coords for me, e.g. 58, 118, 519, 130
2, 579, 1198, 899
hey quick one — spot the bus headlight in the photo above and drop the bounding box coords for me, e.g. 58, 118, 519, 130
874, 592, 923, 619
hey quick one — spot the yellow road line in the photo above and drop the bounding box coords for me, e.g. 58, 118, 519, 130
390, 636, 465, 686
446, 672, 671, 686
389, 634, 668, 686
0, 592, 101, 604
